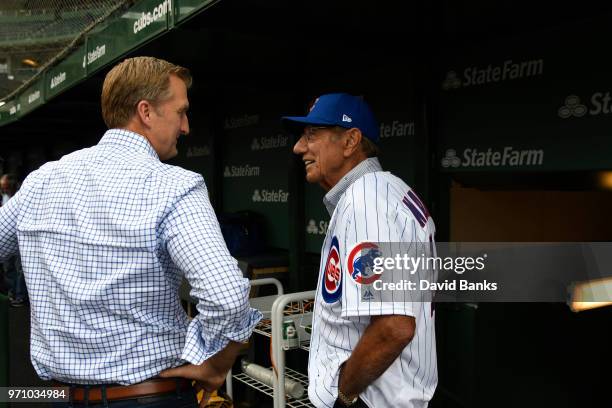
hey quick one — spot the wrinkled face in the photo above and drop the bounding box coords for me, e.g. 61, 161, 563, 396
293, 126, 347, 191
147, 75, 190, 160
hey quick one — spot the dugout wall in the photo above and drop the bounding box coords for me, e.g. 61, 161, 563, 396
2, 1, 612, 407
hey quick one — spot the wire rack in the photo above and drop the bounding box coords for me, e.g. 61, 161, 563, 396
253, 317, 312, 351
252, 298, 313, 343
233, 367, 314, 408
253, 318, 273, 337
242, 287, 316, 407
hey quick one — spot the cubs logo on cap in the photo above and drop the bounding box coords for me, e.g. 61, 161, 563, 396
347, 242, 383, 285
322, 236, 342, 303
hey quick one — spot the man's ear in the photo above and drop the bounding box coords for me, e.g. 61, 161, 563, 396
343, 128, 363, 157
135, 100, 152, 126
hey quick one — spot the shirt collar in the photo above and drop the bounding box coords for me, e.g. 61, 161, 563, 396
323, 157, 383, 216
98, 129, 159, 160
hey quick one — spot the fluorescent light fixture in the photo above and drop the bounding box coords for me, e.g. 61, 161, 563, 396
571, 301, 612, 312
598, 171, 612, 190
569, 276, 612, 312
21, 58, 38, 68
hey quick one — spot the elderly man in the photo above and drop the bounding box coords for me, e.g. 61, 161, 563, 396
0, 56, 260, 407
283, 93, 437, 408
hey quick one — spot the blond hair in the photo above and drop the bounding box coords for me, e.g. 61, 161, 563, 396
101, 56, 192, 128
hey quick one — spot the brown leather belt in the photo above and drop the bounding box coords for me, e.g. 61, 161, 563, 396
54, 378, 192, 402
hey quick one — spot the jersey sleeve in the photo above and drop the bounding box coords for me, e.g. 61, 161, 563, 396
339, 174, 435, 319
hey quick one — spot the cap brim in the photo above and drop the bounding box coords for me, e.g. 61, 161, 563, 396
281, 115, 338, 135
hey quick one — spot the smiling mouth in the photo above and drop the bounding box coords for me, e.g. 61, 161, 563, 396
304, 160, 315, 168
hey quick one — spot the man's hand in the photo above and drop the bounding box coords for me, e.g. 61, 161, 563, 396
160, 361, 227, 407
159, 341, 244, 407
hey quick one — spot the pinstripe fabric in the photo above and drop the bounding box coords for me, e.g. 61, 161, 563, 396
309, 158, 437, 408
0, 129, 261, 385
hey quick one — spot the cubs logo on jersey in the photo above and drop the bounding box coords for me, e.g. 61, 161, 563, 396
347, 242, 383, 285
322, 236, 342, 303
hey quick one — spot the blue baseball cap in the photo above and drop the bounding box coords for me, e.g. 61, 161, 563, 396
282, 93, 380, 143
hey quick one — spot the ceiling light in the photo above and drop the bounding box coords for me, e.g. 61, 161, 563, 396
569, 277, 612, 312
22, 58, 38, 68
598, 171, 612, 190
570, 301, 612, 312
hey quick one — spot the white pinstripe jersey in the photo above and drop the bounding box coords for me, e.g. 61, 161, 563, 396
308, 158, 437, 408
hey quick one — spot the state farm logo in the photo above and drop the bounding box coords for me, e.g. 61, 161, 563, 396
251, 134, 288, 151
557, 93, 612, 119
443, 58, 544, 90
306, 219, 328, 235
442, 71, 462, 90
224, 114, 259, 129
85, 44, 106, 67
186, 145, 210, 157
224, 164, 260, 177
441, 149, 461, 168
252, 189, 289, 203
379, 121, 415, 138
558, 95, 587, 118
441, 147, 544, 168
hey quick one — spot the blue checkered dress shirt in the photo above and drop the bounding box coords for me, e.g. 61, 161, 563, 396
0, 129, 261, 384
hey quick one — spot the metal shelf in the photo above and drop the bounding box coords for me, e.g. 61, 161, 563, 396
250, 294, 279, 319
253, 317, 311, 352
252, 299, 313, 352
233, 367, 315, 408
241, 283, 316, 408
253, 318, 273, 337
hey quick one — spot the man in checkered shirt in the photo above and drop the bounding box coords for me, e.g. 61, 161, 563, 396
0, 57, 261, 407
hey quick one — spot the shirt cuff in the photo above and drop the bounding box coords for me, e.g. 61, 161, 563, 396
180, 307, 263, 364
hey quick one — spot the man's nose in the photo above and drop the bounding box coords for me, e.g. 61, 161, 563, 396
293, 136, 307, 155
182, 116, 190, 135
